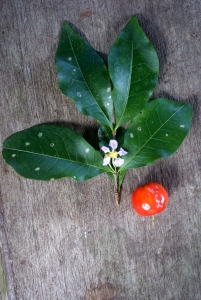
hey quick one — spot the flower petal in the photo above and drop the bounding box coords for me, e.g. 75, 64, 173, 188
118, 148, 128, 156
101, 146, 110, 153
103, 156, 110, 166
113, 158, 124, 167
109, 139, 118, 150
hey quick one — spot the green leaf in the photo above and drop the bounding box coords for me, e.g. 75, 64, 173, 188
120, 98, 192, 170
98, 124, 113, 148
118, 169, 127, 189
2, 125, 111, 182
108, 16, 159, 129
55, 22, 113, 128
106, 172, 115, 182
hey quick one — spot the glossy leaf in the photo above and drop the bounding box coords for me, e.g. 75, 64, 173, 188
120, 98, 192, 170
2, 125, 111, 181
108, 16, 159, 129
56, 22, 113, 128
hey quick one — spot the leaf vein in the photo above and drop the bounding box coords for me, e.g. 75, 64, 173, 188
121, 105, 185, 170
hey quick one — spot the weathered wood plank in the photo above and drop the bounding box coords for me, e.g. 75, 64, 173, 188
0, 209, 15, 300
0, 0, 201, 299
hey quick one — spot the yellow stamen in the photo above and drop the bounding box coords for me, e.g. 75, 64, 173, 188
109, 150, 118, 159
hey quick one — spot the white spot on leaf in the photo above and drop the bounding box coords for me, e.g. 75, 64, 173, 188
107, 88, 111, 92
35, 167, 40, 171
142, 203, 150, 210
85, 148, 89, 153
138, 127, 141, 131
12, 154, 16, 157
107, 103, 110, 106
73, 69, 76, 71
25, 142, 30, 146
50, 143, 54, 147
165, 134, 168, 136
77, 92, 81, 97
73, 176, 76, 179
38, 133, 43, 137
108, 96, 111, 99
130, 133, 134, 138
68, 57, 72, 60
180, 125, 185, 128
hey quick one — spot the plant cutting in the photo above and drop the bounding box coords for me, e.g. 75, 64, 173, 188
2, 16, 192, 205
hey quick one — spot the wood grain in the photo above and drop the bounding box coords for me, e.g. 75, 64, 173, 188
0, 0, 201, 299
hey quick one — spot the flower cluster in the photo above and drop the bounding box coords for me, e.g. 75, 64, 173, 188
101, 140, 128, 168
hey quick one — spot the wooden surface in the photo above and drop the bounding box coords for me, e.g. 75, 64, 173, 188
0, 0, 201, 299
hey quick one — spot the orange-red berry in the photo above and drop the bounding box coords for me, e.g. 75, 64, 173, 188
132, 182, 168, 216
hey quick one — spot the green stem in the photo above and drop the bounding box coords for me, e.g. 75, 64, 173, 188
114, 171, 120, 205
112, 129, 120, 205
108, 163, 114, 172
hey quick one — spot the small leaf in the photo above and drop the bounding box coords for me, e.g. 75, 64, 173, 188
118, 169, 127, 189
120, 98, 192, 170
98, 124, 113, 148
2, 125, 111, 181
55, 22, 113, 128
106, 172, 115, 182
108, 16, 159, 129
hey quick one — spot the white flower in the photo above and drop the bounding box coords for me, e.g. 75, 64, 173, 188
113, 158, 125, 167
101, 139, 128, 168
109, 139, 118, 150
103, 156, 110, 166
118, 148, 128, 156
101, 146, 110, 153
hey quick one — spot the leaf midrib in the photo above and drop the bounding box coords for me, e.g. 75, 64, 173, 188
120, 104, 184, 171
66, 27, 112, 129
4, 147, 109, 172
115, 31, 134, 129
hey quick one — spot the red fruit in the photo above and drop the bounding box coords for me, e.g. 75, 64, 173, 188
132, 182, 168, 216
